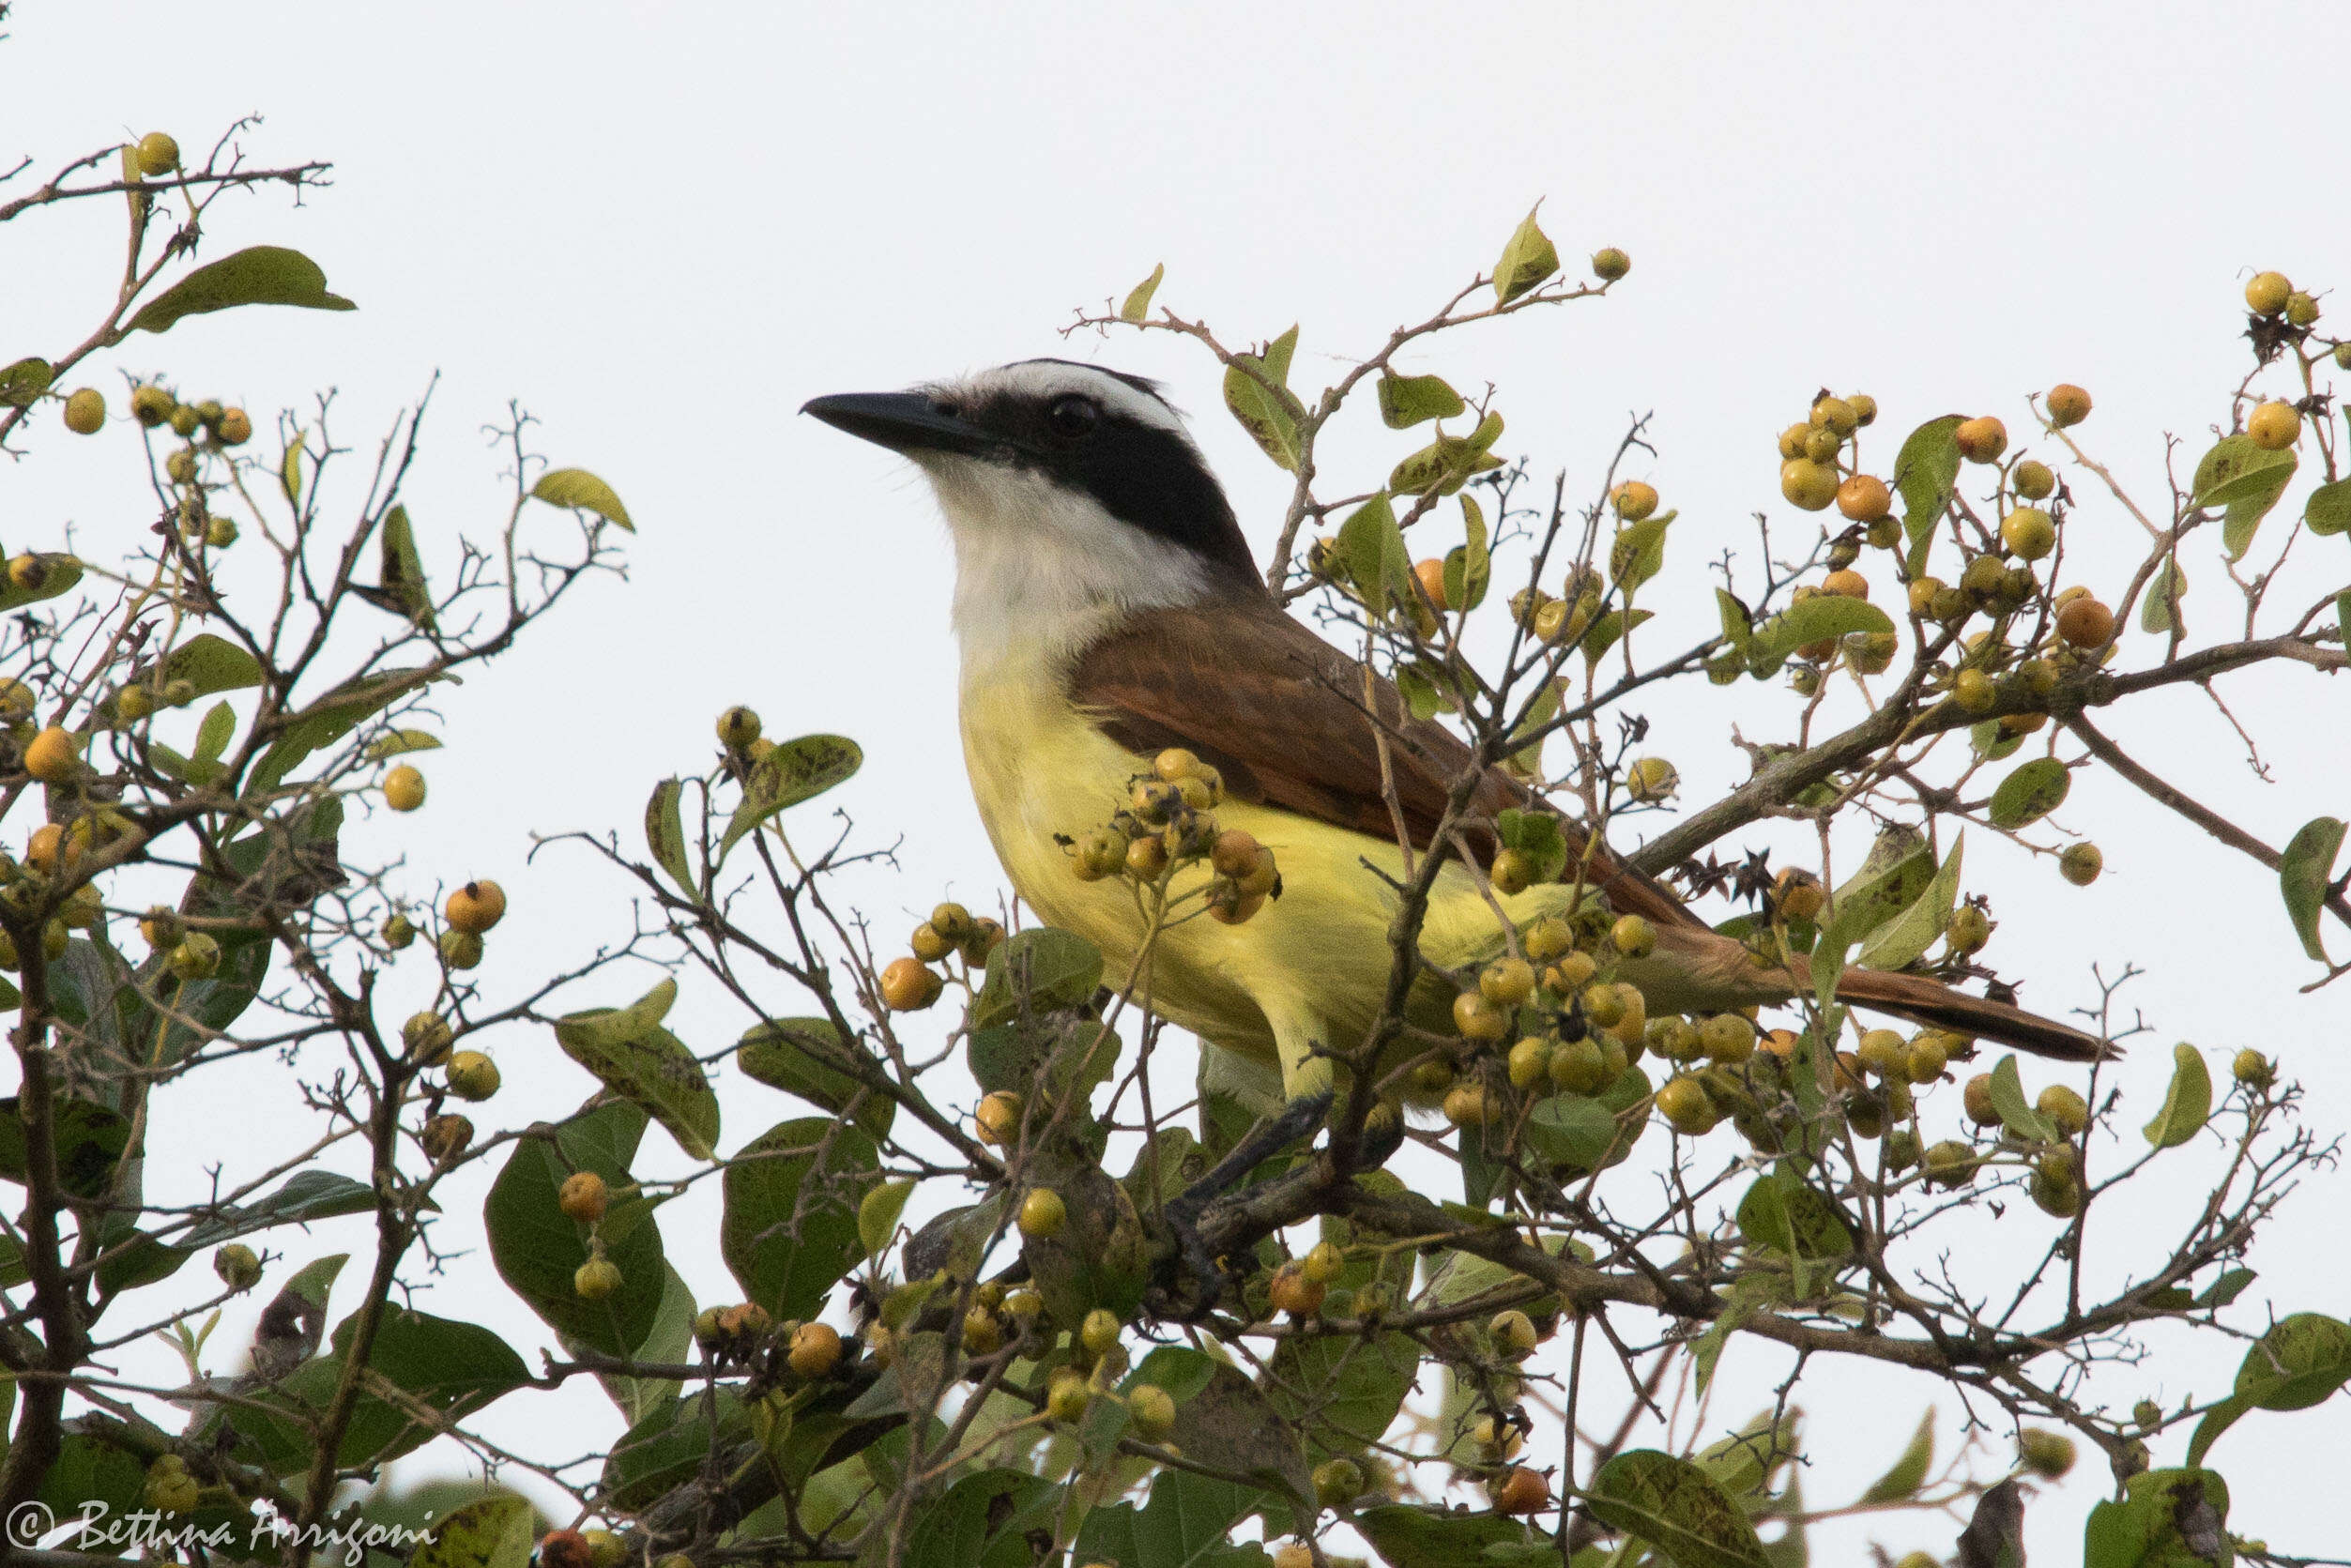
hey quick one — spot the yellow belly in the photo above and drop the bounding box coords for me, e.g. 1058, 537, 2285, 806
959, 644, 1567, 1096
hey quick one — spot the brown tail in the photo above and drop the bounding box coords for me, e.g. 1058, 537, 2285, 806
1829, 965, 2111, 1064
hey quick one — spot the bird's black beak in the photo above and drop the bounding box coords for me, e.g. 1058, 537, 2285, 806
801, 391, 1000, 457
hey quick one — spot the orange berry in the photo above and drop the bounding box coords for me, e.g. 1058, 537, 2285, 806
1954, 417, 2008, 464
1835, 474, 1890, 523
2054, 597, 2114, 648
2046, 384, 2092, 427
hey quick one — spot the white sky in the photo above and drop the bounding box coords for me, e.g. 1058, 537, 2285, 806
5, 2, 2349, 1560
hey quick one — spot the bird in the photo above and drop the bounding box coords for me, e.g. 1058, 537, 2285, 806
802, 359, 2105, 1118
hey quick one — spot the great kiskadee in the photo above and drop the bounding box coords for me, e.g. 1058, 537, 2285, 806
805, 360, 2102, 1108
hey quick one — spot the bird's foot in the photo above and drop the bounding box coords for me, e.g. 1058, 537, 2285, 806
1150, 1091, 1333, 1320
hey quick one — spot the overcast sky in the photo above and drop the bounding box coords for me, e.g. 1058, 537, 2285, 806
6, 2, 2350, 1560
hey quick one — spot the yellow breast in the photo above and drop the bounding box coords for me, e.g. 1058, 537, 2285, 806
958, 638, 1573, 1073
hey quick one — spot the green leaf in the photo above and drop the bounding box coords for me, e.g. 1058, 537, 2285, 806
2187, 430, 2298, 559
0, 553, 83, 614
1610, 510, 1676, 597
1582, 606, 1653, 666
1970, 717, 2025, 761
1822, 828, 1934, 955
1389, 410, 1504, 497
251, 665, 439, 794
183, 1169, 399, 1246
1337, 492, 1410, 614
720, 1117, 879, 1321
1736, 1173, 1853, 1263
377, 503, 437, 629
2192, 432, 2297, 508
2142, 1043, 2211, 1150
159, 632, 265, 698
230, 1306, 529, 1473
0, 357, 53, 406
1694, 1408, 1800, 1508
2339, 589, 2351, 657
579, 1261, 695, 1426
409, 1495, 537, 1568
2280, 815, 2344, 963
2084, 1468, 2232, 1568
2305, 477, 2351, 537
1857, 833, 1963, 972
1857, 1408, 1934, 1503
1077, 1464, 1278, 1568
1716, 588, 1754, 652
193, 699, 236, 767
1495, 809, 1569, 885
717, 733, 862, 860
1754, 595, 1894, 662
362, 727, 439, 760
601, 1388, 752, 1510
127, 245, 357, 336
740, 1017, 893, 1136
1892, 415, 1964, 573
1224, 326, 1305, 471
1267, 1324, 1418, 1461
280, 434, 305, 506
0, 1097, 131, 1202
1987, 1053, 2060, 1143
1585, 1449, 1769, 1568
643, 777, 695, 893
1378, 372, 1466, 429
900, 1469, 1061, 1568
2187, 1313, 2351, 1467
1442, 494, 1490, 611
1492, 205, 1560, 305
2142, 559, 2186, 634
530, 467, 634, 531
2197, 1267, 2258, 1308
972, 927, 1105, 1029
1988, 756, 2070, 830
485, 1101, 665, 1357
1120, 263, 1164, 324
1354, 1504, 1538, 1568
554, 980, 720, 1161
1522, 1093, 1619, 1172
860, 1178, 914, 1258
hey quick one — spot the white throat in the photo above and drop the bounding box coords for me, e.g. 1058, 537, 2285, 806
918, 456, 1216, 682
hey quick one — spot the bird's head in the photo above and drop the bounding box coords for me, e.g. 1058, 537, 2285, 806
804, 360, 1265, 658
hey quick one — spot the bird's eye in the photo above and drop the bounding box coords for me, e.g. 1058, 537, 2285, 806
1046, 395, 1099, 440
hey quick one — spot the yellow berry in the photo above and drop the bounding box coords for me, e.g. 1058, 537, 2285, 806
574, 1256, 622, 1301
2243, 270, 2292, 316
1954, 416, 2008, 464
878, 956, 943, 1012
445, 879, 507, 934
445, 1051, 501, 1102
62, 388, 105, 434
1779, 458, 1839, 511
135, 131, 181, 176
2046, 384, 2092, 427
1017, 1187, 1067, 1239
384, 765, 426, 812
1590, 247, 1630, 282
788, 1321, 844, 1378
2246, 400, 2300, 451
23, 726, 77, 783
716, 705, 762, 749
1610, 480, 1658, 521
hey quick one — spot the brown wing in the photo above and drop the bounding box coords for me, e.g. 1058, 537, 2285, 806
1067, 601, 1704, 932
